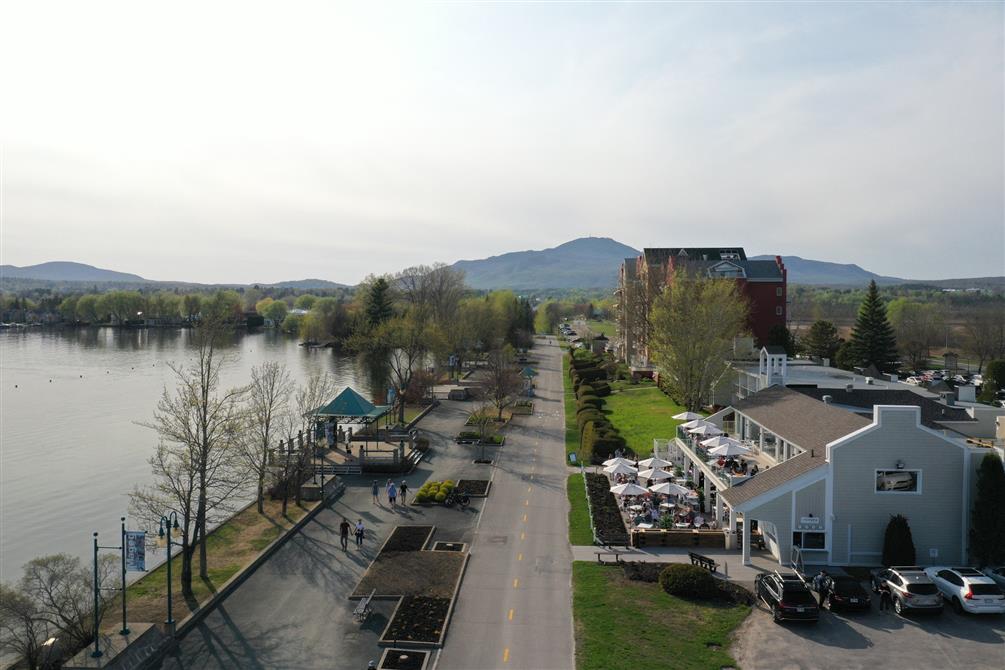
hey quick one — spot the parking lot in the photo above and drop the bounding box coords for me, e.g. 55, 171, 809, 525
732, 598, 1005, 670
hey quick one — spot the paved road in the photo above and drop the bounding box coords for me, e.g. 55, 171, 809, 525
437, 337, 574, 670
155, 400, 490, 670
733, 594, 1005, 670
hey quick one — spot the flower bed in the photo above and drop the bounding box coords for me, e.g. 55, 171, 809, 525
379, 648, 430, 670
454, 479, 490, 497
381, 596, 451, 645
380, 526, 435, 554
585, 473, 628, 545
413, 481, 454, 504
454, 432, 505, 445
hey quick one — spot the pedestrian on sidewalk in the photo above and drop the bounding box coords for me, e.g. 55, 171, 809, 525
399, 480, 409, 505
388, 481, 398, 507
371, 480, 380, 504
355, 519, 365, 548
339, 518, 350, 551
385, 479, 393, 505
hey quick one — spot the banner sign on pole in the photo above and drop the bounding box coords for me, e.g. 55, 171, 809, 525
125, 531, 146, 572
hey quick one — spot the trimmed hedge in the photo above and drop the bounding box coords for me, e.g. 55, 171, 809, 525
577, 394, 603, 410
659, 564, 718, 599
414, 479, 455, 503
592, 381, 612, 397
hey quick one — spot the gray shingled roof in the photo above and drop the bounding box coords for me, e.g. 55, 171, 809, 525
673, 258, 784, 281
792, 387, 975, 430
718, 451, 826, 508
642, 247, 748, 266
732, 385, 871, 453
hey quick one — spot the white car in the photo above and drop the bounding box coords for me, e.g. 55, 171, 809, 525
905, 376, 922, 386
925, 567, 1005, 615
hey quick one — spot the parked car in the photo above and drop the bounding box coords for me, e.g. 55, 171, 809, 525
982, 566, 1005, 590
925, 567, 1005, 615
871, 566, 943, 615
822, 575, 871, 611
755, 571, 820, 623
905, 376, 922, 386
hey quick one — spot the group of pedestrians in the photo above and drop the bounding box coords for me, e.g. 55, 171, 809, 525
339, 517, 366, 551
371, 478, 409, 507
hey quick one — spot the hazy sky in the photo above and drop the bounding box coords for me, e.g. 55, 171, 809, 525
2, 1, 1003, 284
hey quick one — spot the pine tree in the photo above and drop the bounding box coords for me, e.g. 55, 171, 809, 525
364, 277, 395, 327
848, 280, 899, 373
970, 453, 1005, 567
803, 320, 841, 362
882, 514, 916, 566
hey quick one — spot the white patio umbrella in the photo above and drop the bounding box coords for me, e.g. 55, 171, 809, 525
638, 456, 672, 469
708, 442, 751, 457
602, 457, 635, 467
672, 411, 704, 421
688, 424, 723, 437
700, 436, 742, 449
603, 462, 638, 476
680, 419, 711, 430
649, 482, 691, 497
638, 468, 673, 481
610, 483, 649, 496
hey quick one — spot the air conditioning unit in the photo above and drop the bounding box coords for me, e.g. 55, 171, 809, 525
865, 377, 874, 385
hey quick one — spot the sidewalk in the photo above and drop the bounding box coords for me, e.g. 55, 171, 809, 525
570, 545, 777, 585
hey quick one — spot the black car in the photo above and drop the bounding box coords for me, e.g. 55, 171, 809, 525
823, 575, 871, 611
755, 571, 820, 623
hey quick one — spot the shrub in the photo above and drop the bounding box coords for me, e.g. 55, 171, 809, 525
577, 394, 602, 410
970, 453, 1005, 567
592, 381, 612, 397
435, 491, 447, 503
882, 514, 916, 566
575, 383, 596, 399
659, 564, 718, 599
575, 367, 608, 383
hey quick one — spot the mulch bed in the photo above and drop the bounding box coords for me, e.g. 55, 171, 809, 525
352, 550, 465, 599
585, 473, 629, 545
431, 541, 465, 552
454, 479, 490, 497
381, 596, 450, 645
380, 526, 434, 554
379, 648, 430, 670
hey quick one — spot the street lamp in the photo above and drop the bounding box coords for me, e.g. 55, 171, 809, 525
157, 512, 180, 633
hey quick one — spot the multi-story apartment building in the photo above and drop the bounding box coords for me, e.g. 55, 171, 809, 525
614, 247, 787, 366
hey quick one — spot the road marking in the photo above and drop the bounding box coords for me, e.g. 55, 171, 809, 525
524, 499, 529, 506
527, 485, 532, 492
517, 553, 523, 561
522, 514, 528, 522
520, 532, 526, 541
503, 648, 510, 663
513, 578, 519, 588
508, 608, 514, 621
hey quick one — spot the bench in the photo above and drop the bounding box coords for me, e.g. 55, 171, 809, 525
353, 589, 376, 623
689, 552, 719, 573
595, 549, 623, 565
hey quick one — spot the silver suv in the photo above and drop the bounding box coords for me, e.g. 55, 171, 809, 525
871, 566, 943, 615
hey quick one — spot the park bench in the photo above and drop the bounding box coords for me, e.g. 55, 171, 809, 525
689, 552, 719, 573
353, 589, 376, 623
595, 549, 623, 565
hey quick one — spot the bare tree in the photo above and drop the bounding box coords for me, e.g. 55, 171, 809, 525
648, 271, 749, 411
395, 263, 466, 326
483, 346, 523, 421
963, 306, 1005, 373
0, 583, 49, 670
242, 361, 294, 514
280, 372, 338, 508
131, 316, 248, 594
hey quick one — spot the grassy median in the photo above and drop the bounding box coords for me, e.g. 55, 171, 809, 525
573, 562, 748, 670
603, 387, 687, 456
567, 473, 594, 545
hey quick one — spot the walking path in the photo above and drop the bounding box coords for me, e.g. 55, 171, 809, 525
436, 336, 574, 670
569, 545, 775, 585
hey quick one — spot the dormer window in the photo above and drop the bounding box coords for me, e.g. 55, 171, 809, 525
708, 261, 745, 278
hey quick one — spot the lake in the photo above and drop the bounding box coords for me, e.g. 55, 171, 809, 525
0, 328, 374, 581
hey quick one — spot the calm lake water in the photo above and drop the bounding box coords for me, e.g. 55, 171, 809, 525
0, 328, 373, 581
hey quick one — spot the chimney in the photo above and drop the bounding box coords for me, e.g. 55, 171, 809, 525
940, 391, 954, 406
810, 449, 815, 457
822, 395, 833, 405
845, 383, 854, 392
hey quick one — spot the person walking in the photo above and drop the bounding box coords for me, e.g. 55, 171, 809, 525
385, 479, 393, 505
879, 585, 892, 613
399, 480, 409, 505
339, 518, 350, 551
812, 570, 829, 608
354, 519, 365, 548
371, 480, 379, 504
387, 481, 398, 508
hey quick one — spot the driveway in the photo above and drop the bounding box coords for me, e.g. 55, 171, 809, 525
732, 596, 1005, 670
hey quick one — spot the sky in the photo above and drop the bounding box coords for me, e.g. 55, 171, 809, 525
1, 1, 1003, 284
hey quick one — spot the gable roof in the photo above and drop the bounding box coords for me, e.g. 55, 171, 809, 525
313, 387, 390, 419
642, 247, 748, 266
732, 385, 871, 452
762, 345, 787, 355
791, 387, 975, 430
718, 450, 826, 508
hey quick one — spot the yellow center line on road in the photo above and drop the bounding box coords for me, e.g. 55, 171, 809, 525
508, 608, 514, 621
524, 499, 529, 506
527, 485, 532, 492
517, 553, 523, 561
513, 578, 519, 588
520, 532, 525, 541
522, 514, 528, 522
503, 648, 510, 663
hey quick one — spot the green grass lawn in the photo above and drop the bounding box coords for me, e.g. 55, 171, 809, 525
573, 562, 748, 670
603, 387, 687, 457
584, 319, 616, 338
562, 353, 579, 458
567, 473, 594, 545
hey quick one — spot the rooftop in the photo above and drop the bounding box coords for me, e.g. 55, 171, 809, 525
791, 387, 976, 430
718, 450, 825, 508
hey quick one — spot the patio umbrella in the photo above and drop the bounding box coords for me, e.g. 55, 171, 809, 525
602, 457, 635, 468
700, 436, 742, 449
688, 424, 723, 437
708, 442, 751, 457
638, 456, 672, 469
680, 419, 712, 430
638, 468, 673, 481
603, 462, 638, 476
672, 411, 704, 421
610, 483, 649, 496
649, 482, 691, 497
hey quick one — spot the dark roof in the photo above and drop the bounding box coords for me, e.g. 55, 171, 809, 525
642, 247, 748, 266
744, 259, 785, 279
792, 387, 975, 430
732, 386, 871, 452
762, 345, 788, 355
718, 451, 826, 508
671, 258, 784, 281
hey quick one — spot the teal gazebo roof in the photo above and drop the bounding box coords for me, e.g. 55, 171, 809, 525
521, 366, 538, 378
312, 387, 390, 420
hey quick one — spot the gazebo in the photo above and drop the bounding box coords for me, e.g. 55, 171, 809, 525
311, 387, 391, 450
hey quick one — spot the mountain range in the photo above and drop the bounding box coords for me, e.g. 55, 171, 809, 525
3, 240, 1002, 290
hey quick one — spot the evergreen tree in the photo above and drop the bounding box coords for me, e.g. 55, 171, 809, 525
848, 280, 899, 373
766, 324, 797, 356
882, 514, 916, 566
364, 277, 395, 327
803, 320, 841, 362
970, 453, 1005, 567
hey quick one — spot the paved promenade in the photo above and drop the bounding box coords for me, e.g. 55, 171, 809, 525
437, 337, 574, 670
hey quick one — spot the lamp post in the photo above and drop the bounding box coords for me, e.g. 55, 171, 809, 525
91, 533, 102, 658
119, 517, 129, 636
158, 512, 180, 633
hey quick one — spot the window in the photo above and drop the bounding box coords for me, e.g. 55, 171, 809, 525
875, 469, 922, 494
776, 287, 783, 297
775, 306, 783, 316
793, 532, 826, 549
